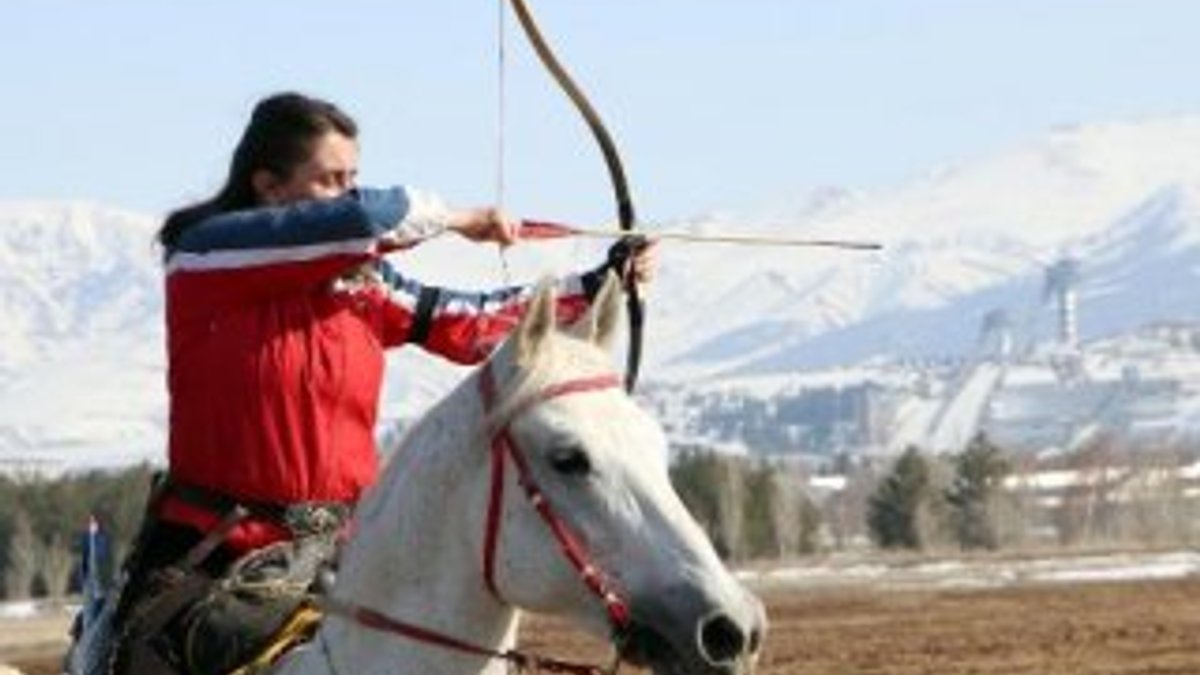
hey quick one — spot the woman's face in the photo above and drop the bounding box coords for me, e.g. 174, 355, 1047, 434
255, 130, 360, 205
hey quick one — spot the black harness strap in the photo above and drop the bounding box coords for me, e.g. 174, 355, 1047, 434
407, 286, 441, 345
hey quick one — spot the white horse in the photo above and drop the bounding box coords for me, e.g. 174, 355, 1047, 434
275, 277, 766, 675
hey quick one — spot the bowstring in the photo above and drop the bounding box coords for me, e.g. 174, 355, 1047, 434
495, 0, 513, 285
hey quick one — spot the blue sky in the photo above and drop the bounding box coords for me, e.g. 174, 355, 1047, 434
2, 1, 1198, 225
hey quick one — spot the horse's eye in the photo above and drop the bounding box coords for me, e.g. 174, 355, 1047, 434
549, 446, 592, 476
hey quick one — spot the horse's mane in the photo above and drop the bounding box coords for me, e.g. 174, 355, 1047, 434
360, 312, 618, 526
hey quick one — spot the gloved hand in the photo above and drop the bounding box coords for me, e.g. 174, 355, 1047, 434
605, 234, 649, 284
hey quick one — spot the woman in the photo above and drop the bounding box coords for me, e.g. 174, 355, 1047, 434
109, 91, 651, 674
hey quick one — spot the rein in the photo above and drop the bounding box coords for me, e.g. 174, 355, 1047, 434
320, 363, 629, 674
320, 596, 616, 675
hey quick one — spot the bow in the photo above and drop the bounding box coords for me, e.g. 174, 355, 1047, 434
506, 0, 645, 393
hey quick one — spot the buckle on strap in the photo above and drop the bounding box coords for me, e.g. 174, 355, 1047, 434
282, 503, 351, 537
165, 478, 351, 537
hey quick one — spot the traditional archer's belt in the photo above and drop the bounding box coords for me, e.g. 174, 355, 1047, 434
163, 478, 352, 539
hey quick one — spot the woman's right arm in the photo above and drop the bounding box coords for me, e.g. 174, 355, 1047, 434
165, 187, 452, 308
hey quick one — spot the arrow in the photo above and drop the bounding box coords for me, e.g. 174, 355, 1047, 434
519, 220, 883, 251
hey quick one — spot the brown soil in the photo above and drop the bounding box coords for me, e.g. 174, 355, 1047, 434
6, 577, 1200, 674
0, 614, 71, 674
521, 578, 1200, 675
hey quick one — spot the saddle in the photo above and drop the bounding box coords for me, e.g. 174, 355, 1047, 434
170, 537, 333, 675
68, 477, 347, 675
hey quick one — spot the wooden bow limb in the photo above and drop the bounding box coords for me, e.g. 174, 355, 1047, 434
519, 219, 883, 251
506, 0, 644, 393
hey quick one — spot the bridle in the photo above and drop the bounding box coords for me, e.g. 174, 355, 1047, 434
478, 361, 631, 630
320, 361, 631, 674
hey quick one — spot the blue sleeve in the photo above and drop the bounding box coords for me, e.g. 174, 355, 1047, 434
174, 187, 410, 254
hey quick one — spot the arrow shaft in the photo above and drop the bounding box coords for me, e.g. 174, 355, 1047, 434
520, 220, 882, 250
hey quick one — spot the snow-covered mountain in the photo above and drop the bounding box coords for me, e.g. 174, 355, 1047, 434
715, 184, 1200, 377
3, 115, 1200, 469
0, 202, 164, 469
651, 116, 1200, 379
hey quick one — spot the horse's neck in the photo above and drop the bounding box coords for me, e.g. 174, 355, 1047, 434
282, 375, 519, 675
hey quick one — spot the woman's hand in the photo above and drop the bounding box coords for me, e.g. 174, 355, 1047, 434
628, 240, 657, 284
607, 236, 658, 285
448, 207, 519, 247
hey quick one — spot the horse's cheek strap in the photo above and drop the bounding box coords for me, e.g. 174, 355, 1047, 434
477, 363, 630, 629
482, 436, 507, 599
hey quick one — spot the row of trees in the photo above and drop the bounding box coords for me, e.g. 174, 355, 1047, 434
670, 445, 822, 560
0, 455, 825, 600
3, 434, 1198, 598
0, 465, 153, 600
863, 434, 1200, 552
672, 432, 1200, 560
669, 434, 1013, 561
867, 434, 1009, 551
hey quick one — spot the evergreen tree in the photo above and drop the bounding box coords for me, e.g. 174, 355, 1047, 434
743, 463, 779, 558
867, 446, 931, 550
945, 432, 1011, 550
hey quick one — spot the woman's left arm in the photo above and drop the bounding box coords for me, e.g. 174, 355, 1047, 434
372, 260, 605, 364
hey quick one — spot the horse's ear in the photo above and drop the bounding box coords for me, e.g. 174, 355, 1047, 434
516, 278, 558, 365
567, 271, 623, 349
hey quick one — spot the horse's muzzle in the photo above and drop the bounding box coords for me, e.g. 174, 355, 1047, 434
616, 589, 766, 675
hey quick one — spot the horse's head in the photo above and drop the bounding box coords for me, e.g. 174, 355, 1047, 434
481, 275, 767, 675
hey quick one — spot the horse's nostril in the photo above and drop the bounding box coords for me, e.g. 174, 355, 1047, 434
748, 625, 763, 655
698, 613, 746, 665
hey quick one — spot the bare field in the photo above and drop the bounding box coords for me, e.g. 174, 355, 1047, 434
523, 577, 1200, 675
0, 613, 70, 674
6, 577, 1200, 674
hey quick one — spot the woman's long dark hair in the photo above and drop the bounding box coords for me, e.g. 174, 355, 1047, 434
157, 92, 358, 257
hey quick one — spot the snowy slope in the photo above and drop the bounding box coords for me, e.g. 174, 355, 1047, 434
0, 203, 160, 370
0, 203, 165, 469
653, 117, 1200, 379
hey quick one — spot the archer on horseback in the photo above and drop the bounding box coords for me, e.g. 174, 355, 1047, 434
84, 91, 654, 675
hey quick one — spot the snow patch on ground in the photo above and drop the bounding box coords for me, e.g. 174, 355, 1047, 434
0, 601, 39, 620
739, 549, 1200, 591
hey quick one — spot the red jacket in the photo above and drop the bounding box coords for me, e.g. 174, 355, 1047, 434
159, 187, 602, 551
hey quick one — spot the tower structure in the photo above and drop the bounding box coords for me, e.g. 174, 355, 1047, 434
1043, 257, 1081, 350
